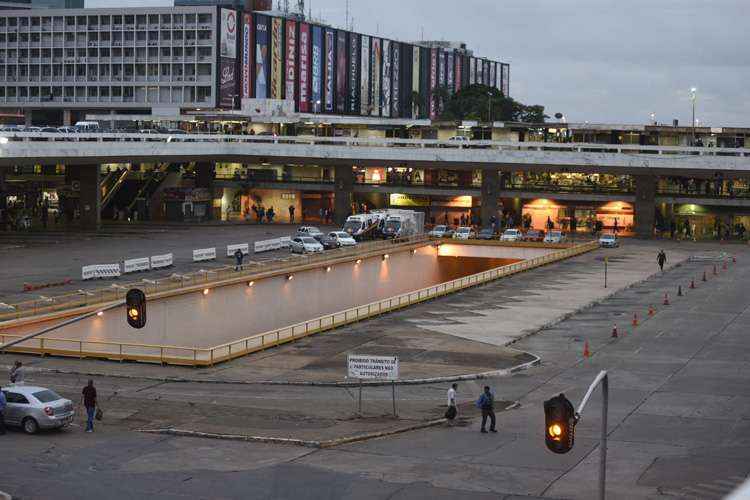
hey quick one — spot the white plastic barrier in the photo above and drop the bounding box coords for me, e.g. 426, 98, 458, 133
82, 264, 122, 280
150, 253, 174, 269
193, 247, 216, 262
278, 236, 291, 249
123, 257, 150, 274
254, 239, 274, 253
227, 243, 250, 257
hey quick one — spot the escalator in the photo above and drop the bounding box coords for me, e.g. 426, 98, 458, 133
126, 166, 169, 220
101, 168, 130, 218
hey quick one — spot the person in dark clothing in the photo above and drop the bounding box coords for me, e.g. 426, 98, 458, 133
0, 386, 6, 435
476, 386, 497, 433
234, 248, 244, 271
81, 380, 97, 433
657, 250, 667, 272
288, 205, 295, 224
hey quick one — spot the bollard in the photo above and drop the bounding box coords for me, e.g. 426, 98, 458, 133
632, 312, 639, 327
611, 324, 618, 338
583, 340, 591, 358
648, 305, 655, 317
678, 285, 683, 297
663, 292, 670, 306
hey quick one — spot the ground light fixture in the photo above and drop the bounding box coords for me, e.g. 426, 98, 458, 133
96, 311, 104, 317
382, 254, 390, 261
326, 266, 332, 272
356, 259, 362, 265
202, 288, 209, 296
286, 274, 294, 281
411, 249, 417, 255
247, 281, 254, 287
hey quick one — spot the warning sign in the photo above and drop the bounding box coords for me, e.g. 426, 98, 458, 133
347, 354, 399, 380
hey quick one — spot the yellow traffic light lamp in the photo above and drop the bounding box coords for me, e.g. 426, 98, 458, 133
125, 289, 147, 329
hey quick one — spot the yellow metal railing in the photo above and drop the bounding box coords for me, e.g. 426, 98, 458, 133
0, 240, 598, 366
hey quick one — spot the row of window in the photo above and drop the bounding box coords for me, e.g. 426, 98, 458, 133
0, 31, 215, 43
0, 49, 213, 61
0, 85, 213, 103
0, 13, 214, 28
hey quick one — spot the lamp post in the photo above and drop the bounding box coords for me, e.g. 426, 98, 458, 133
690, 87, 697, 145
487, 91, 492, 123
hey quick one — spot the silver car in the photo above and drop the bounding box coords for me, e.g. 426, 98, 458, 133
2, 385, 75, 434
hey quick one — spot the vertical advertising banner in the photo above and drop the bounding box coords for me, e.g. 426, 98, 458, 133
360, 35, 370, 115
219, 9, 238, 109
438, 49, 446, 89
392, 42, 400, 118
220, 8, 237, 60
429, 48, 438, 120
447, 51, 454, 94
311, 25, 323, 112
298, 22, 310, 111
478, 59, 485, 86
348, 33, 359, 114
412, 47, 420, 95
285, 20, 297, 102
502, 63, 510, 97
336, 30, 347, 114
490, 62, 497, 90
381, 39, 391, 118
254, 15, 269, 99
469, 57, 476, 85
371, 38, 382, 116
271, 18, 283, 99
324, 29, 335, 113
455, 53, 462, 93
241, 13, 253, 99
220, 58, 237, 108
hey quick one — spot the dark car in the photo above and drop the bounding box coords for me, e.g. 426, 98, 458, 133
320, 234, 339, 250
477, 227, 496, 240
523, 229, 545, 242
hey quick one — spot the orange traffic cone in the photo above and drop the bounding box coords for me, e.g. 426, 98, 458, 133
648, 305, 655, 317
632, 312, 639, 327
690, 279, 696, 289
583, 340, 591, 358
663, 293, 670, 306
678, 285, 683, 297
611, 324, 618, 338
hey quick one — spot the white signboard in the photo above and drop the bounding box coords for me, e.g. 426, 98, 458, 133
193, 247, 217, 262
123, 257, 150, 274
220, 8, 237, 59
227, 243, 250, 257
347, 355, 399, 380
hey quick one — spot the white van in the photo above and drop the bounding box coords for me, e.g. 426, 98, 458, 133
73, 121, 100, 133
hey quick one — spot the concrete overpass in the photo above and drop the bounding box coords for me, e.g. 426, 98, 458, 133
3, 131, 750, 236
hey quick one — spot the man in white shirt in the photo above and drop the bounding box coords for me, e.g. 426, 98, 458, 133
446, 383, 458, 423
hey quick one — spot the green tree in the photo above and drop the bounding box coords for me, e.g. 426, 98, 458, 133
440, 84, 548, 123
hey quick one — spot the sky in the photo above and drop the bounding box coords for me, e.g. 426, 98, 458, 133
86, 0, 749, 127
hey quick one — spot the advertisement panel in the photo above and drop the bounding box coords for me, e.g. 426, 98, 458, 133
254, 15, 269, 99
478, 59, 485, 86
502, 63, 510, 97
455, 53, 462, 93
311, 25, 323, 112
298, 22, 310, 111
241, 13, 252, 99
324, 28, 335, 112
381, 39, 391, 118
491, 62, 497, 90
469, 57, 476, 85
438, 49, 446, 89
392, 42, 400, 118
220, 8, 237, 60
219, 57, 237, 108
447, 51, 454, 94
370, 38, 382, 116
271, 17, 283, 99
348, 33, 359, 114
285, 19, 297, 101
360, 35, 370, 115
336, 30, 347, 114
429, 47, 437, 119
412, 47, 420, 94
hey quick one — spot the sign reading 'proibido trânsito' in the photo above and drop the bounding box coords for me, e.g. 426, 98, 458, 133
347, 355, 399, 380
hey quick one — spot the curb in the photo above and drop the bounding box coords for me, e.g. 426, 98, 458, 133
138, 418, 448, 449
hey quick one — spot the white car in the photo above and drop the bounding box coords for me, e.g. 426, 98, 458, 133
1, 385, 75, 434
452, 226, 476, 240
295, 226, 324, 241
544, 230, 567, 244
428, 225, 454, 238
327, 231, 357, 247
290, 236, 324, 254
599, 233, 619, 248
446, 136, 471, 147
500, 229, 522, 242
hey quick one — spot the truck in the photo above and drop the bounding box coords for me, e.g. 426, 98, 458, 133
380, 209, 425, 239
342, 213, 385, 240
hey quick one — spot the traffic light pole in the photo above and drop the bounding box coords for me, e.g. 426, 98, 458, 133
576, 370, 609, 500
0, 300, 125, 352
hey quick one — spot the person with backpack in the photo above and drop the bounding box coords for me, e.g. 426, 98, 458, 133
445, 383, 458, 423
476, 386, 497, 433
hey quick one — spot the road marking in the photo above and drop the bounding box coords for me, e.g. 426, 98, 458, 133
633, 347, 642, 355
697, 482, 733, 493
681, 486, 722, 499
655, 330, 666, 338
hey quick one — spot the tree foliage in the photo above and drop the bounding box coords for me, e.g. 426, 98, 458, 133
440, 84, 548, 123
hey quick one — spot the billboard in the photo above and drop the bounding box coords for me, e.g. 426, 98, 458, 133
220, 8, 237, 59
360, 35, 370, 115
371, 38, 382, 116
438, 49, 446, 89
381, 39, 391, 118
241, 13, 252, 99
285, 20, 297, 102
446, 51, 454, 94
490, 62, 497, 90
271, 17, 282, 99
502, 63, 510, 96
478, 59, 484, 86
392, 42, 400, 118
311, 25, 323, 112
298, 22, 310, 111
219, 57, 237, 108
254, 15, 269, 99
348, 33, 359, 114
336, 30, 347, 114
324, 29, 335, 113
429, 47, 437, 119
455, 53, 462, 93
469, 57, 476, 85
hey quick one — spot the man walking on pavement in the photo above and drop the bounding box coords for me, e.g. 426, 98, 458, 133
657, 249, 667, 272
477, 386, 497, 433
81, 379, 97, 433
9, 361, 23, 385
288, 205, 295, 224
445, 383, 458, 423
0, 386, 6, 435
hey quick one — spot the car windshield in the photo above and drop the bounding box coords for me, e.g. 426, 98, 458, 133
602, 235, 615, 240
333, 232, 349, 238
528, 231, 539, 235
302, 237, 318, 244
458, 228, 470, 233
550, 231, 562, 237
343, 220, 361, 232
433, 225, 446, 231
480, 229, 492, 234
33, 390, 62, 403
505, 230, 518, 234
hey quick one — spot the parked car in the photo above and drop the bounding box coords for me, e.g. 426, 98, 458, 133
599, 233, 619, 248
523, 229, 545, 242
1, 385, 75, 434
444, 135, 471, 148
544, 230, 567, 244
320, 234, 340, 250
39, 127, 60, 133
452, 226, 476, 240
57, 126, 76, 134
500, 228, 523, 242
290, 236, 324, 254
327, 231, 357, 247
296, 226, 324, 241
477, 227, 496, 240
428, 225, 454, 238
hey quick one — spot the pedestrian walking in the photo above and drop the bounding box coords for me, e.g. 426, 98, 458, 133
288, 205, 295, 224
234, 248, 244, 271
0, 385, 6, 435
9, 361, 24, 385
657, 250, 667, 272
476, 386, 497, 433
81, 380, 97, 433
445, 383, 458, 422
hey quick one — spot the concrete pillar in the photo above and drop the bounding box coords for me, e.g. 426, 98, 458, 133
634, 174, 656, 238
24, 110, 32, 127
67, 165, 101, 231
63, 110, 72, 127
334, 164, 354, 225
0, 166, 7, 223
195, 162, 215, 220
480, 169, 500, 226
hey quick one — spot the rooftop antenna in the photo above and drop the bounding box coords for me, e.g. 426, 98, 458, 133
345, 0, 349, 30
282, 0, 289, 13
297, 0, 304, 17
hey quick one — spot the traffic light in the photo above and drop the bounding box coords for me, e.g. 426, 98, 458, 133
125, 288, 147, 329
544, 393, 576, 454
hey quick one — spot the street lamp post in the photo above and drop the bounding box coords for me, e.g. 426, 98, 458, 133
690, 87, 697, 145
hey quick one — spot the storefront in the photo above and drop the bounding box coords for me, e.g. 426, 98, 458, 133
523, 199, 634, 232
162, 187, 213, 222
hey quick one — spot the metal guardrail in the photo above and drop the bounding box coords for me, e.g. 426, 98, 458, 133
0, 234, 430, 323
0, 240, 598, 366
